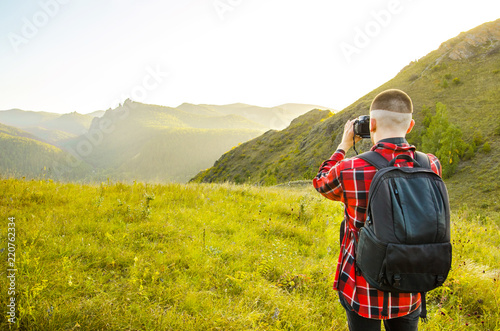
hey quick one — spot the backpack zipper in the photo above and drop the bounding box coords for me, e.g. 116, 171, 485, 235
391, 179, 402, 207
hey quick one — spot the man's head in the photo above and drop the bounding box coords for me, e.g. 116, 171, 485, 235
369, 89, 415, 144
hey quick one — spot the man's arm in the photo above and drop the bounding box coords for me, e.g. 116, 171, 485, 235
312, 149, 346, 201
312, 119, 361, 202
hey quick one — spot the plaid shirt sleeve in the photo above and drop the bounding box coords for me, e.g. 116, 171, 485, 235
312, 142, 440, 320
428, 153, 442, 177
312, 149, 346, 203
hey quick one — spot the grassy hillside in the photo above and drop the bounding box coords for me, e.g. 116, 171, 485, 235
0, 178, 498, 330
192, 19, 500, 214
192, 109, 334, 185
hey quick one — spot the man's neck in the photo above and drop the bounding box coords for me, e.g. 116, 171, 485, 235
375, 137, 407, 145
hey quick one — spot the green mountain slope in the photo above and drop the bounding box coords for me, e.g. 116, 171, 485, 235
0, 109, 59, 127
42, 112, 94, 136
192, 109, 334, 185
63, 99, 265, 182
0, 123, 91, 180
19, 126, 76, 145
192, 19, 500, 212
0, 109, 97, 144
94, 100, 265, 130
0, 122, 43, 141
118, 128, 263, 183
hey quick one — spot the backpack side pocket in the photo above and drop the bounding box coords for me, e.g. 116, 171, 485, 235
385, 242, 452, 292
356, 225, 388, 289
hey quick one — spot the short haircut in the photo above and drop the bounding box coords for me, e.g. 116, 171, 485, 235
370, 89, 413, 114
370, 109, 412, 132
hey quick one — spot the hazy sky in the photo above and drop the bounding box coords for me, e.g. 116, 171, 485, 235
0, 0, 499, 114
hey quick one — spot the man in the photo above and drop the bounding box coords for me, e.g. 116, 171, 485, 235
313, 89, 442, 330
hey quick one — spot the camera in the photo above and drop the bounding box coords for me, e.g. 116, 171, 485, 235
353, 115, 370, 139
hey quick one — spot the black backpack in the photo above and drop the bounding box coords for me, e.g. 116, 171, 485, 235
355, 151, 452, 295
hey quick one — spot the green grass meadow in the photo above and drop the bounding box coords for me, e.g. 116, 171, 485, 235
1, 179, 499, 330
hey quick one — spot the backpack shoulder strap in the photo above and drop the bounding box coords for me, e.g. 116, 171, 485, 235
357, 151, 389, 170
414, 151, 431, 169
359, 150, 432, 170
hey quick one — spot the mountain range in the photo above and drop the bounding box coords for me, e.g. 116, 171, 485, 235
192, 18, 500, 212
0, 100, 333, 182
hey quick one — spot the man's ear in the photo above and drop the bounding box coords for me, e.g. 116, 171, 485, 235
406, 119, 415, 134
370, 118, 377, 133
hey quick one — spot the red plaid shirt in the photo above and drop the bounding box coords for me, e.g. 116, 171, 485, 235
313, 138, 442, 320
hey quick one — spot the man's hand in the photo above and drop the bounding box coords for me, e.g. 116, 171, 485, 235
338, 119, 362, 152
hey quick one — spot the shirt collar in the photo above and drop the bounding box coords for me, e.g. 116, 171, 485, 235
371, 137, 415, 152
376, 137, 408, 145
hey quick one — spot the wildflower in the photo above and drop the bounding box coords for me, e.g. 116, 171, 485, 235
272, 308, 280, 321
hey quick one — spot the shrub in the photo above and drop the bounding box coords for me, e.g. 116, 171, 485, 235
473, 131, 484, 146
463, 145, 475, 160
420, 102, 468, 178
264, 175, 277, 186
482, 142, 491, 153
409, 74, 419, 82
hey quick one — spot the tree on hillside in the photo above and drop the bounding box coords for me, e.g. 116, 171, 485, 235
420, 102, 468, 178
